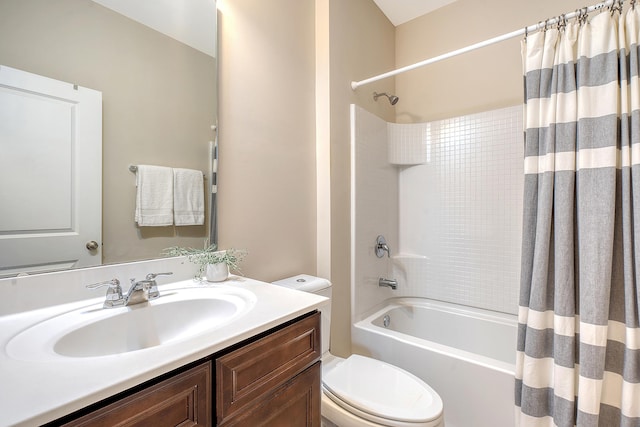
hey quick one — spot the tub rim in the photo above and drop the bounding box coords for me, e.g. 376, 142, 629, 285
353, 297, 517, 375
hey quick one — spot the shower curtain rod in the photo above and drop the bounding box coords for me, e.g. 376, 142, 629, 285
350, 0, 617, 90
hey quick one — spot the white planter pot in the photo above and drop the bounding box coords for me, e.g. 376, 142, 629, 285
206, 262, 229, 282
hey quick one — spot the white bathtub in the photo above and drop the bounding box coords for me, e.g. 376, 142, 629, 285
351, 298, 517, 427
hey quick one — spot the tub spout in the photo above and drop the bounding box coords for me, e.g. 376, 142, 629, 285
379, 278, 397, 290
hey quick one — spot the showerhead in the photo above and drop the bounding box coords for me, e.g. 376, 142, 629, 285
373, 91, 399, 106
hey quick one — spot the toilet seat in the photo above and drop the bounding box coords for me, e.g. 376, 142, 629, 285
322, 355, 443, 426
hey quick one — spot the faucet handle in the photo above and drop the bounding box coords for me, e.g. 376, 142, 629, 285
145, 272, 173, 280
375, 235, 391, 258
86, 278, 121, 291
86, 279, 124, 308
144, 272, 172, 299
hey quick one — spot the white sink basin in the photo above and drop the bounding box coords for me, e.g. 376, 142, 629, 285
6, 286, 256, 360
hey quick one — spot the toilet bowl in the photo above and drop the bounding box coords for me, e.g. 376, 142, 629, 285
272, 275, 444, 427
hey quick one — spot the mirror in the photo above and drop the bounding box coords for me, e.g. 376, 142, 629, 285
0, 0, 217, 276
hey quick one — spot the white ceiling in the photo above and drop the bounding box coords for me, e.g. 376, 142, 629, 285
92, 0, 452, 55
373, 0, 457, 26
92, 0, 216, 57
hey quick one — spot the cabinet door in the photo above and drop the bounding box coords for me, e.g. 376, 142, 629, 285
62, 362, 211, 427
220, 361, 321, 427
216, 312, 321, 423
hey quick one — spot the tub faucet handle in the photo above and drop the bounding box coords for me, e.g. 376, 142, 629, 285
375, 235, 391, 258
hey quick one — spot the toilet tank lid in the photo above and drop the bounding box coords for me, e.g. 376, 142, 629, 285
272, 274, 331, 292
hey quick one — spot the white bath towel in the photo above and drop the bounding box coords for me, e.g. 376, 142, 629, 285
134, 165, 174, 226
173, 168, 204, 226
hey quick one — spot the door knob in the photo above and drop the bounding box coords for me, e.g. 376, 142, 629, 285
86, 240, 99, 251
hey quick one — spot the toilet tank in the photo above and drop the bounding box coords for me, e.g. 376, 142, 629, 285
272, 274, 331, 355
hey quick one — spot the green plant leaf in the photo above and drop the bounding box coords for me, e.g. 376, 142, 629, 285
162, 244, 247, 280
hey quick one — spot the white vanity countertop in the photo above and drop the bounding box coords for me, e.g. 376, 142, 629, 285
0, 276, 328, 427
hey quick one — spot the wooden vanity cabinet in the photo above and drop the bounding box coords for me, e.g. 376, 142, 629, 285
51, 311, 321, 427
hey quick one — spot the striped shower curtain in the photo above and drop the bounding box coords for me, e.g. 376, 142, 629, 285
516, 5, 640, 427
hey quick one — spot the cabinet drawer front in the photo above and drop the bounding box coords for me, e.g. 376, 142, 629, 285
63, 361, 211, 427
216, 312, 321, 422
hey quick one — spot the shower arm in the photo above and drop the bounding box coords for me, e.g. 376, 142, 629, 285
373, 92, 399, 105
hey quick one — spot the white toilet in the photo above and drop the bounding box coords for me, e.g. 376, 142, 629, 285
272, 274, 444, 427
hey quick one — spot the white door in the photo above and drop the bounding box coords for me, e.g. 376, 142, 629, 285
0, 65, 102, 277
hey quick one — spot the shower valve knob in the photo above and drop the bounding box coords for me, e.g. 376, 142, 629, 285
375, 235, 390, 258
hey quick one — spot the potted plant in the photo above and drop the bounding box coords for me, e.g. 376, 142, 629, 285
163, 243, 246, 282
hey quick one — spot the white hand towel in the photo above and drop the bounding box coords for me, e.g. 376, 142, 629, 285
173, 168, 204, 226
134, 165, 174, 226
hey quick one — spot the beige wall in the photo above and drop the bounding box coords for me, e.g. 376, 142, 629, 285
396, 0, 585, 122
0, 0, 215, 265
218, 0, 394, 356
217, 0, 317, 282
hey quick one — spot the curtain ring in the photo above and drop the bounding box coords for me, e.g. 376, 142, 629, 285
632, 0, 637, 10
557, 14, 567, 32
610, 0, 623, 16
578, 7, 589, 25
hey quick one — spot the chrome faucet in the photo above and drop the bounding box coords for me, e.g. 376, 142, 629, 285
87, 272, 172, 308
379, 278, 397, 290
375, 235, 391, 258
125, 272, 173, 306
86, 279, 125, 308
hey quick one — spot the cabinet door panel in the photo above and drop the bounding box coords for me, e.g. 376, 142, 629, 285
220, 361, 321, 427
62, 362, 211, 427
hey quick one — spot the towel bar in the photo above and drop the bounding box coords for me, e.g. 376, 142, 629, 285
129, 165, 206, 178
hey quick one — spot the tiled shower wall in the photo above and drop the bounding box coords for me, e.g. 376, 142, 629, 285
352, 105, 523, 319
397, 106, 523, 314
